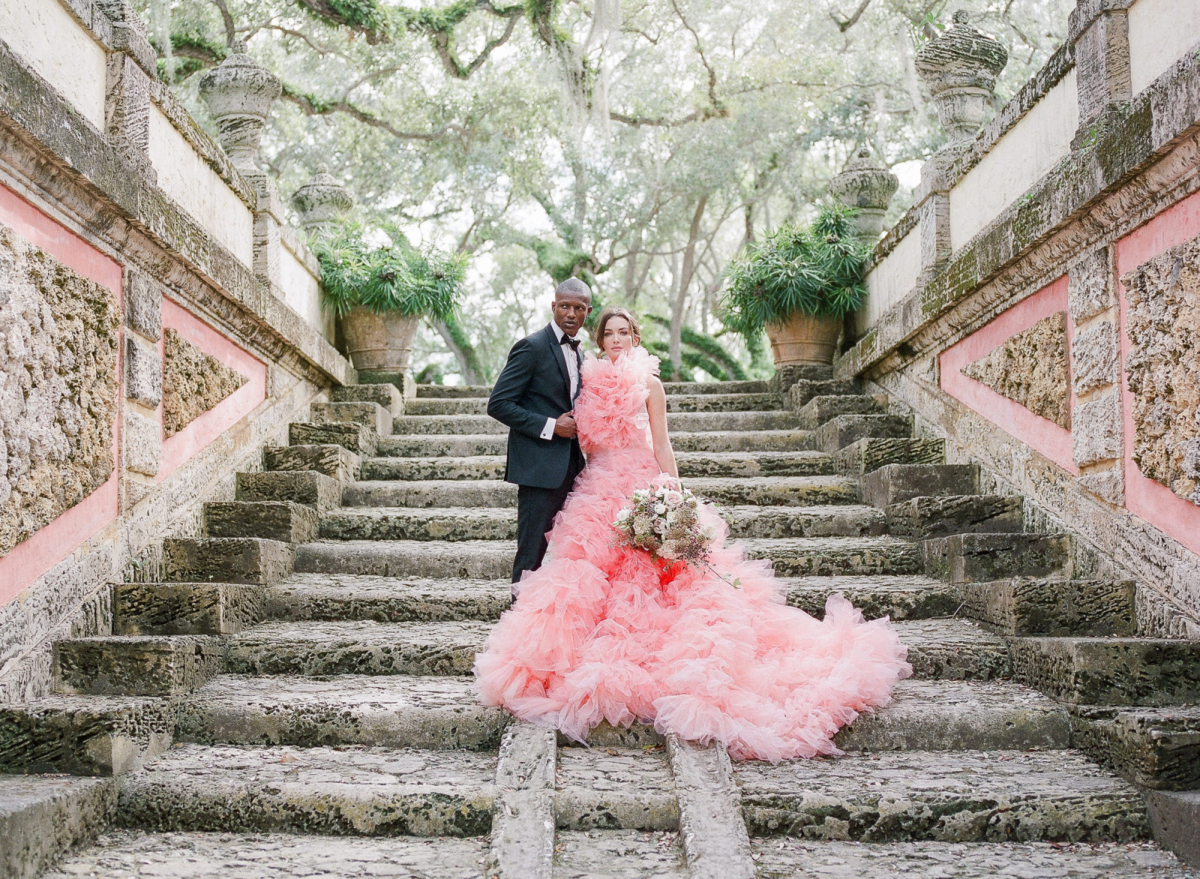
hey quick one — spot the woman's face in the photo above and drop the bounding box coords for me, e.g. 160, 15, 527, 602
601, 316, 637, 357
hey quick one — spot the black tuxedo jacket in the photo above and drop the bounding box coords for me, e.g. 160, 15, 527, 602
487, 324, 581, 489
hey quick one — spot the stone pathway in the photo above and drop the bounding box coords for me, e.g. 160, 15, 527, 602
1, 375, 1198, 878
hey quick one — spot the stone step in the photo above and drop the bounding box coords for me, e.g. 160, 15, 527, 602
0, 775, 116, 879
310, 401, 392, 437
361, 454, 507, 482
0, 695, 175, 776
203, 501, 319, 544
925, 533, 1075, 582
223, 620, 492, 677
162, 537, 293, 585
785, 575, 960, 621
332, 383, 404, 415
392, 411, 804, 436
555, 747, 679, 832
750, 840, 1191, 878
787, 378, 862, 408
374, 429, 817, 457
796, 393, 885, 429
814, 413, 912, 452
54, 636, 221, 697
1010, 637, 1200, 707
689, 476, 860, 507
44, 831, 491, 878
834, 437, 946, 476
345, 479, 517, 509
735, 748, 1149, 842
262, 444, 360, 481
177, 674, 508, 751
672, 429, 814, 453
113, 743, 496, 837
957, 577, 1137, 636
295, 540, 514, 579
289, 420, 379, 456
743, 536, 923, 577
834, 679, 1070, 753
723, 505, 886, 539
886, 495, 1024, 538
554, 830, 687, 877
1071, 705, 1200, 791
861, 463, 979, 507
666, 393, 780, 412
113, 582, 263, 636
664, 380, 769, 395
412, 384, 487, 398
403, 397, 490, 416
236, 470, 342, 512
895, 618, 1011, 681
377, 433, 507, 457
265, 574, 510, 623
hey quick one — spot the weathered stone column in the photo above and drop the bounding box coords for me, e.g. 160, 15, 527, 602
200, 47, 285, 289
292, 165, 354, 238
97, 0, 158, 182
829, 148, 899, 242
911, 10, 1007, 282
121, 268, 164, 508
1068, 0, 1133, 134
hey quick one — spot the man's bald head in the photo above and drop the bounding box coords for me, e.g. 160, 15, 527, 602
555, 278, 593, 302
551, 278, 593, 337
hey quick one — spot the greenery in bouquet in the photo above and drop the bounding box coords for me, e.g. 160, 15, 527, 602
313, 220, 467, 320
613, 481, 718, 566
720, 204, 870, 340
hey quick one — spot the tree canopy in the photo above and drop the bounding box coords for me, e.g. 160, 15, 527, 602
143, 0, 1073, 382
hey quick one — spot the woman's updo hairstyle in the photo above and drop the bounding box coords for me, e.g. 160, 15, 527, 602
593, 306, 642, 351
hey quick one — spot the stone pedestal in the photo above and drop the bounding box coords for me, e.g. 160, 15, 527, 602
829, 149, 899, 242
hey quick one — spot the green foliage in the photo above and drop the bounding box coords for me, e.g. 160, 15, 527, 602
441, 312, 490, 382
531, 239, 593, 284
644, 316, 748, 381
312, 222, 466, 320
721, 204, 870, 339
644, 341, 696, 382
297, 0, 392, 40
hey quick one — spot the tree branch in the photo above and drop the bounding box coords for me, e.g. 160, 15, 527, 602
209, 0, 238, 47
830, 0, 873, 33
431, 12, 519, 79
280, 85, 463, 141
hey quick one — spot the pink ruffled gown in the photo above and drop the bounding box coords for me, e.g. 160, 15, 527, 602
473, 347, 911, 761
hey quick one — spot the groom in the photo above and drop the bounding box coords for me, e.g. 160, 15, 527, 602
488, 279, 593, 594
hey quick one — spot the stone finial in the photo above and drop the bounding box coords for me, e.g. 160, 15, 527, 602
829, 148, 900, 240
914, 10, 1008, 142
198, 51, 282, 170
291, 164, 354, 235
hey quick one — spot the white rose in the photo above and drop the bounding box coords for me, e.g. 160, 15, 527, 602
654, 504, 667, 515
616, 508, 631, 522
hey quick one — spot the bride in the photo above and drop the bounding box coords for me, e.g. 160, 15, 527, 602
473, 306, 911, 762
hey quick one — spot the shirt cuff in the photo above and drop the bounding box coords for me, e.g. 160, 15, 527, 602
540, 416, 556, 440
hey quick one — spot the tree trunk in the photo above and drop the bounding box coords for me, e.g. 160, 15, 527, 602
432, 318, 486, 386
670, 195, 708, 380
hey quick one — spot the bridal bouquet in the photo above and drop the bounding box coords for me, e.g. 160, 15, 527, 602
612, 479, 718, 566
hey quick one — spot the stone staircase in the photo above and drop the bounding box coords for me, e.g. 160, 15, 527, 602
2, 374, 1199, 878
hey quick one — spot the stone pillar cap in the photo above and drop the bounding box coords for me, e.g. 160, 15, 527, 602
198, 51, 282, 121
914, 10, 1008, 94
292, 165, 354, 225
830, 148, 900, 210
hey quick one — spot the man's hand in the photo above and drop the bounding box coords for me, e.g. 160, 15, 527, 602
554, 412, 577, 438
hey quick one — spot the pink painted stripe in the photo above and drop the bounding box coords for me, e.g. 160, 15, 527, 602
940, 275, 1078, 474
0, 184, 122, 604
158, 298, 267, 480
1116, 189, 1200, 557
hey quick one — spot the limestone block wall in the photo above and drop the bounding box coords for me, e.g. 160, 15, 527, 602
843, 0, 1200, 638
0, 0, 353, 702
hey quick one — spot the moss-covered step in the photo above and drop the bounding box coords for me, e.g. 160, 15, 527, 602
263, 444, 360, 481
957, 578, 1137, 636
310, 401, 392, 437
203, 501, 319, 544
236, 471, 342, 512
54, 636, 222, 697
751, 840, 1191, 879
394, 410, 806, 435
377, 434, 507, 458
663, 380, 768, 395
0, 695, 175, 776
113, 744, 496, 837
403, 397, 489, 416
553, 747, 679, 832
796, 394, 886, 429
892, 619, 1012, 681
886, 495, 1024, 538
834, 679, 1070, 753
177, 674, 509, 751
861, 463, 978, 508
1010, 637, 1200, 707
834, 437, 946, 476
294, 540, 514, 579
735, 748, 1149, 842
416, 383, 490, 398
787, 378, 861, 408
360, 455, 507, 482
162, 537, 293, 586
264, 574, 510, 623
114, 582, 264, 636
722, 505, 886, 539
332, 383, 404, 415
344, 479, 516, 509
670, 429, 814, 453
784, 574, 961, 621
665, 393, 779, 413
0, 775, 116, 879
1072, 705, 1200, 791
814, 414, 912, 453
743, 537, 923, 577
289, 420, 379, 455
924, 533, 1075, 583
321, 507, 518, 542
687, 476, 860, 507
44, 832, 490, 878
223, 620, 492, 677
554, 830, 688, 877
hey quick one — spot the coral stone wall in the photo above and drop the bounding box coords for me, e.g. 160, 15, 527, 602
162, 328, 249, 438
0, 225, 119, 556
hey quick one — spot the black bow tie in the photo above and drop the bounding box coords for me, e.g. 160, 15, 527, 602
561, 335, 581, 351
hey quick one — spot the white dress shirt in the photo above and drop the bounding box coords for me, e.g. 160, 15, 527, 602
541, 323, 581, 440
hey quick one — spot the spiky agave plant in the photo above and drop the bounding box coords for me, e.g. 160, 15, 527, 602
721, 204, 869, 339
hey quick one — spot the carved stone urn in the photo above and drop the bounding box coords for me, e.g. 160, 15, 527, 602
914, 11, 1008, 143
829, 148, 900, 241
198, 47, 282, 169
292, 165, 354, 236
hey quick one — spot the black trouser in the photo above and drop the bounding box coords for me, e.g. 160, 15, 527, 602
512, 443, 585, 595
